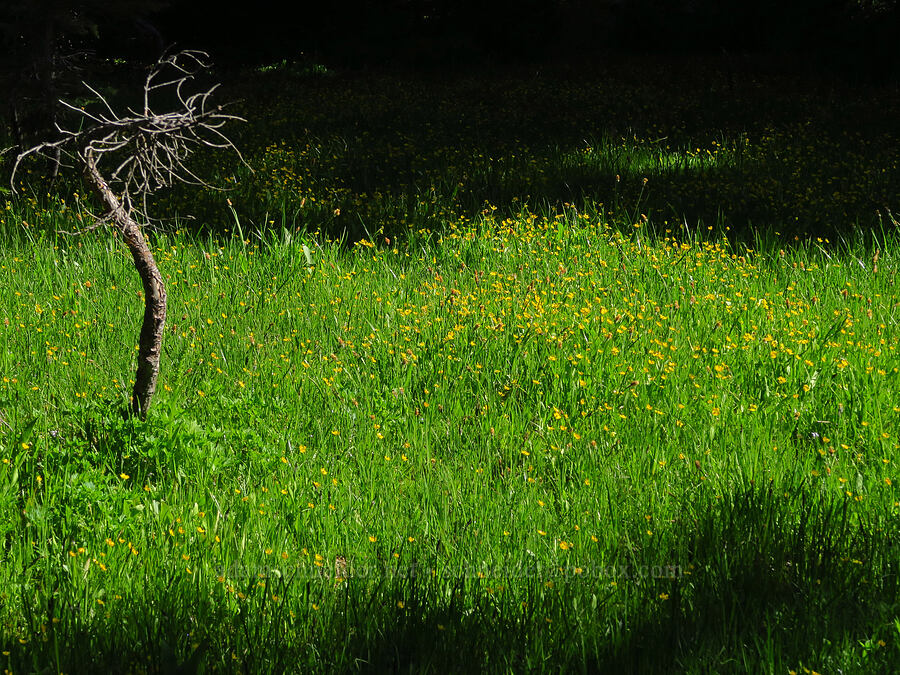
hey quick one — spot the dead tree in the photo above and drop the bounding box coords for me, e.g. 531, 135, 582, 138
12, 50, 245, 419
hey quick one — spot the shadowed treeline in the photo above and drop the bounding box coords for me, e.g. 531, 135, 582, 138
156, 0, 900, 80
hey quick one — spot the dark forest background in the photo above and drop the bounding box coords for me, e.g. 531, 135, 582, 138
155, 1, 898, 74
139, 1, 900, 74
3, 1, 899, 73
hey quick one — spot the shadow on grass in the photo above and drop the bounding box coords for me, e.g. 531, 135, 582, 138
595, 484, 900, 673
4, 484, 898, 673
209, 61, 899, 245
7, 59, 897, 248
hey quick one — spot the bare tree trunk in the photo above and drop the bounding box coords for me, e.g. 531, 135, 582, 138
12, 51, 243, 416
83, 150, 166, 419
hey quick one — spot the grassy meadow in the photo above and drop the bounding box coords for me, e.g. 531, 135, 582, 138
1, 57, 899, 672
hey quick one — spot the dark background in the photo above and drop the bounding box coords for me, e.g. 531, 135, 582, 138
1, 0, 898, 148
151, 0, 899, 76
4, 0, 897, 74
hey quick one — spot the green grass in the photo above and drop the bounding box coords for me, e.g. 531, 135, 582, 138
1, 59, 899, 672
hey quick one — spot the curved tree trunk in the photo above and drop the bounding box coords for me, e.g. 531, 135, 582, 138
11, 52, 241, 417
83, 150, 167, 419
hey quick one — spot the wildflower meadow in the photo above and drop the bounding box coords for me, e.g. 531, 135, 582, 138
1, 57, 899, 672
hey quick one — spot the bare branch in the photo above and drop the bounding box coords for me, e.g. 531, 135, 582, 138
11, 49, 248, 223
81, 82, 120, 122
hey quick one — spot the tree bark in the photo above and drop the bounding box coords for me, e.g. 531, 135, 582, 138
83, 150, 167, 419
